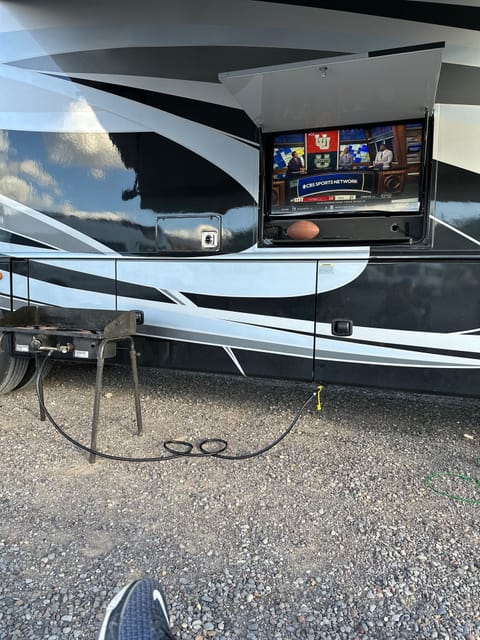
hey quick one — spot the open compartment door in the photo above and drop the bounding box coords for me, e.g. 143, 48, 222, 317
219, 44, 444, 132
220, 44, 443, 248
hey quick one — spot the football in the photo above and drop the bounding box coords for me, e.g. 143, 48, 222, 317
286, 220, 320, 240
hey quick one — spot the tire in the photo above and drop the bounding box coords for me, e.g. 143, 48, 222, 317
0, 351, 30, 394
13, 357, 53, 391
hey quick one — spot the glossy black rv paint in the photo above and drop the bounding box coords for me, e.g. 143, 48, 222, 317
314, 361, 480, 397
316, 260, 480, 332
431, 162, 480, 251
2, 130, 257, 255
258, 1, 480, 31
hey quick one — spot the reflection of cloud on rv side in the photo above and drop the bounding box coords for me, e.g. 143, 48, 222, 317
436, 201, 480, 225
19, 159, 57, 187
0, 174, 54, 210
0, 158, 58, 191
0, 143, 59, 209
46, 100, 125, 171
166, 225, 229, 241
62, 97, 107, 128
0, 131, 9, 154
90, 168, 106, 180
60, 201, 127, 223
0, 131, 60, 208
0, 124, 132, 219
47, 131, 124, 168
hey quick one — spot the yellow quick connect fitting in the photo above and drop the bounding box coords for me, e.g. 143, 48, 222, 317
317, 385, 323, 411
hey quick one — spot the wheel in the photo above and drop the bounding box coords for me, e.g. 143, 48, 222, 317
13, 357, 53, 391
0, 351, 30, 394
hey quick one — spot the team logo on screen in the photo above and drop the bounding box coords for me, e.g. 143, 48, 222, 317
313, 154, 331, 169
314, 134, 331, 149
306, 130, 338, 154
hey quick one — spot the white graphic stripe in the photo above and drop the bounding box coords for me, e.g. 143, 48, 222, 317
452, 327, 480, 335
0, 111, 151, 133
158, 290, 197, 306
314, 336, 480, 368
316, 321, 480, 353
16, 266, 480, 368
0, 195, 118, 254
223, 346, 246, 376
44, 73, 258, 145
118, 261, 319, 298
44, 72, 243, 109
431, 215, 480, 247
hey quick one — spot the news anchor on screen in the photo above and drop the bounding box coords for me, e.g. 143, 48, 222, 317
339, 146, 354, 170
371, 144, 393, 169
286, 150, 305, 179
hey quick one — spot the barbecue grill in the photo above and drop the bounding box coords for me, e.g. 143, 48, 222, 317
0, 306, 143, 462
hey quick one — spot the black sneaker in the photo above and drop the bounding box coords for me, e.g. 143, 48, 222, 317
97, 578, 174, 640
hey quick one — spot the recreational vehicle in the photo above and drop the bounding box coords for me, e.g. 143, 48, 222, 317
0, 1, 479, 396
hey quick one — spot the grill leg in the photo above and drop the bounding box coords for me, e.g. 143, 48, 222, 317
88, 336, 142, 462
35, 353, 46, 422
128, 337, 143, 436
89, 347, 106, 464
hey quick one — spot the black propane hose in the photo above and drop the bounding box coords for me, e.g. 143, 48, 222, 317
35, 351, 321, 463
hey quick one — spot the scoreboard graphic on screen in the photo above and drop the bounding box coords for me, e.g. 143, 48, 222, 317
292, 172, 375, 202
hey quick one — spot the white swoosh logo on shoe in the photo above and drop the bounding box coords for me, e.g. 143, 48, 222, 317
153, 588, 170, 625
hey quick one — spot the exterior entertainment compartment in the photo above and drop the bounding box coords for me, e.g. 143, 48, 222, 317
263, 117, 430, 245
1, 2, 480, 397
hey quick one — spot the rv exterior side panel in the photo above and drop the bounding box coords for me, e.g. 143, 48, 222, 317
1, 1, 480, 395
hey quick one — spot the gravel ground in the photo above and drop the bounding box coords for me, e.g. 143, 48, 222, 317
0, 362, 479, 640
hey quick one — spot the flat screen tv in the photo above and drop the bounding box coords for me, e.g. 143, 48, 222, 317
268, 119, 426, 218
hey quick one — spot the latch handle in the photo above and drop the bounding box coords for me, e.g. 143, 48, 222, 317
331, 319, 353, 337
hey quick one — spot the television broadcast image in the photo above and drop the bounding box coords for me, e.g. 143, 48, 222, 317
271, 120, 424, 217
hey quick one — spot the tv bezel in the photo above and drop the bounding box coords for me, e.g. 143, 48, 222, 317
260, 114, 433, 246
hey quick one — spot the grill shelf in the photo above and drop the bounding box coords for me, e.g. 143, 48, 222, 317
0, 306, 143, 462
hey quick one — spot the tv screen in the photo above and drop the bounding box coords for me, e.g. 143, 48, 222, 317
269, 119, 425, 217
